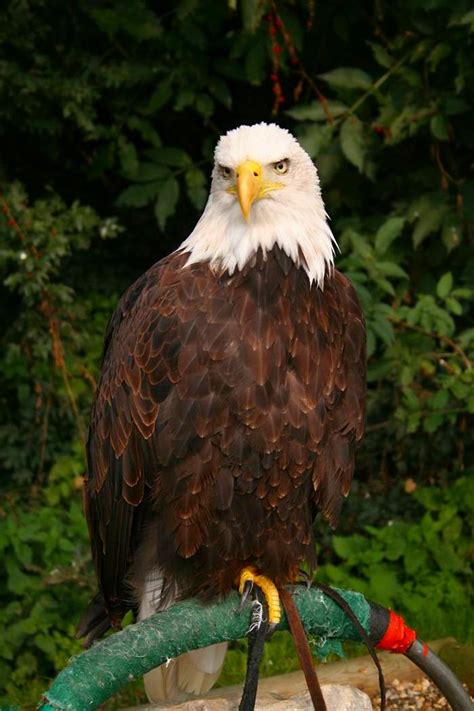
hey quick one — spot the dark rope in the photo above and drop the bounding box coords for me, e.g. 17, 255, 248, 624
313, 581, 386, 711
238, 589, 269, 711
280, 586, 327, 711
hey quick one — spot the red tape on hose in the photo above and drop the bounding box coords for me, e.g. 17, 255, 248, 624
377, 610, 417, 653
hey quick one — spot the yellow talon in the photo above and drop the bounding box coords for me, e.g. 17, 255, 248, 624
238, 566, 281, 626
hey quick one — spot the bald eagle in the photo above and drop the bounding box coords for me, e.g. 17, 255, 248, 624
77, 123, 366, 702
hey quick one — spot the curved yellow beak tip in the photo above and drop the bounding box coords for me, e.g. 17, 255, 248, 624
236, 160, 263, 220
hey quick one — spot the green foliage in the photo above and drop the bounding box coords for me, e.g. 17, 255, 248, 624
0, 450, 92, 708
319, 477, 474, 642
0, 0, 472, 707
0, 184, 119, 485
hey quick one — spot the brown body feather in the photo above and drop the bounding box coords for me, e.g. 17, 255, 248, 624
80, 246, 365, 636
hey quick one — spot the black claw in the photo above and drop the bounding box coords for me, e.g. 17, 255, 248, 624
238, 579, 254, 611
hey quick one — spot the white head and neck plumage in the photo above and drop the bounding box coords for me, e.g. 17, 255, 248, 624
180, 122, 336, 288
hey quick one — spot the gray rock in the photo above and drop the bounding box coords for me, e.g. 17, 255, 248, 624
320, 684, 373, 710
124, 683, 372, 710
252, 683, 372, 710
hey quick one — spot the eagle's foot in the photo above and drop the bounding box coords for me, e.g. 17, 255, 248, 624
238, 566, 281, 627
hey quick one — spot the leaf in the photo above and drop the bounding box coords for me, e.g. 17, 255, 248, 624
6, 560, 32, 595
446, 297, 462, 316
296, 124, 333, 157
428, 43, 451, 71
366, 328, 376, 357
451, 8, 474, 29
403, 387, 419, 410
286, 100, 347, 122
196, 94, 214, 118
404, 547, 428, 576
34, 634, 56, 656
368, 568, 400, 605
375, 217, 405, 254
116, 182, 160, 207
118, 137, 138, 178
333, 535, 364, 560
244, 33, 267, 84
376, 261, 408, 279
241, 0, 266, 32
368, 42, 392, 68
316, 149, 343, 185
436, 272, 453, 299
429, 389, 449, 410
430, 115, 449, 141
451, 288, 472, 299
340, 118, 366, 172
412, 206, 446, 247
374, 276, 395, 296
127, 116, 161, 148
384, 530, 407, 560
372, 317, 395, 345
209, 79, 232, 109
185, 167, 207, 210
134, 163, 169, 182
146, 77, 173, 113
319, 67, 372, 90
127, 117, 161, 147
148, 147, 191, 167
174, 88, 195, 111
451, 379, 469, 400
349, 231, 373, 260
154, 177, 179, 229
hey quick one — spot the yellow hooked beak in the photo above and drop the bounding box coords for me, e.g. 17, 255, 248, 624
228, 160, 283, 220
236, 160, 262, 220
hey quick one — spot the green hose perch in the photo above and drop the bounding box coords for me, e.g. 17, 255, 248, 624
39, 585, 472, 711
39, 586, 370, 711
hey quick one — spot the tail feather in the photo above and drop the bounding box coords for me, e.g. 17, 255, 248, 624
143, 660, 182, 703
144, 644, 228, 702
76, 593, 112, 648
177, 644, 228, 695
139, 570, 227, 702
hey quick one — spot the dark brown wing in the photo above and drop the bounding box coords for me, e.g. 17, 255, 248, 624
310, 270, 366, 526
84, 252, 191, 622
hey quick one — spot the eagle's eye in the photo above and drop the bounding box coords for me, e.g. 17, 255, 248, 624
219, 165, 233, 179
273, 159, 289, 175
